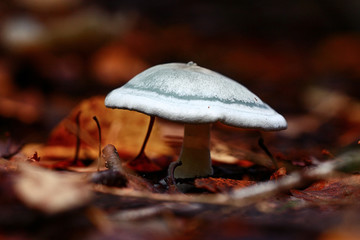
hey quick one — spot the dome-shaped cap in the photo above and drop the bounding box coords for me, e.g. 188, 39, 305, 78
105, 62, 287, 131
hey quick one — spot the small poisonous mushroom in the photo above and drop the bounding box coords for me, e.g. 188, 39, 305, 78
105, 62, 287, 181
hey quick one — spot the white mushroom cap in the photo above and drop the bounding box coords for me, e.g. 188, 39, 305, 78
105, 62, 287, 130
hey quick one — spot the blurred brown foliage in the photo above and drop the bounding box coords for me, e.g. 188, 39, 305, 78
0, 1, 360, 239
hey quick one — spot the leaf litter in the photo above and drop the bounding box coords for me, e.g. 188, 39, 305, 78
1, 95, 360, 239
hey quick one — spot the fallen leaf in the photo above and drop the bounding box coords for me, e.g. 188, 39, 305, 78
125, 153, 163, 172
270, 167, 287, 180
22, 96, 174, 165
14, 163, 92, 214
291, 175, 360, 204
210, 131, 275, 169
51, 158, 87, 169
195, 177, 255, 193
90, 169, 128, 188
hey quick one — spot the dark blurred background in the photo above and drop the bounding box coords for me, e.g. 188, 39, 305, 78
0, 0, 359, 149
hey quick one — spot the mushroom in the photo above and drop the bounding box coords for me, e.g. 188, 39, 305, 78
105, 62, 287, 180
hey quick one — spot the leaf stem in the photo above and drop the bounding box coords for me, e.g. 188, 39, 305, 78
93, 116, 102, 171
135, 116, 155, 159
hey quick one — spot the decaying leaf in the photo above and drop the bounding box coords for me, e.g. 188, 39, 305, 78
270, 167, 287, 180
125, 153, 163, 172
291, 175, 360, 204
20, 96, 175, 171
210, 135, 275, 169
195, 177, 255, 193
123, 116, 165, 172
14, 163, 92, 214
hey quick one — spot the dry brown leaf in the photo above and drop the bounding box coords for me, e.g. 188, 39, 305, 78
22, 96, 174, 164
195, 177, 255, 193
14, 163, 91, 214
270, 167, 287, 180
291, 175, 360, 203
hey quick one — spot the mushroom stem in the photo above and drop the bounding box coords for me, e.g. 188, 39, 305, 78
172, 123, 213, 179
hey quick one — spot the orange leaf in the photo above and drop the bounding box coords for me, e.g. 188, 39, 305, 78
195, 177, 255, 193
270, 167, 287, 180
23, 96, 174, 165
125, 153, 163, 172
291, 175, 360, 203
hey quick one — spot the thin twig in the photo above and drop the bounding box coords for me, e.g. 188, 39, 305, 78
111, 202, 202, 221
94, 150, 360, 207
